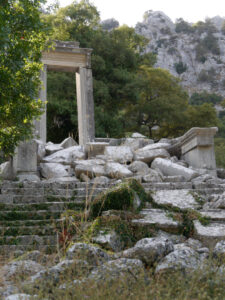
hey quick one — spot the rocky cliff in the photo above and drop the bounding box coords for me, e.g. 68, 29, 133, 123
135, 11, 225, 97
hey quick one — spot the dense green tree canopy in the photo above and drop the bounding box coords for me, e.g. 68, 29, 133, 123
0, 0, 47, 156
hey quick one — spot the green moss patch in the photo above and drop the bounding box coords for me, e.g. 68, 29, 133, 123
90, 179, 151, 218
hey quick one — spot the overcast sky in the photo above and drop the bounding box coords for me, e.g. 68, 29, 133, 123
47, 0, 225, 26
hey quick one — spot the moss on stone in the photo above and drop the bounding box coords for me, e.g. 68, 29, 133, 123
90, 179, 151, 218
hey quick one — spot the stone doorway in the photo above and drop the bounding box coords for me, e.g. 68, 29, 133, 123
34, 41, 95, 146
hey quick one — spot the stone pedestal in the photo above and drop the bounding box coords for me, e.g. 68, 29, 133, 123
76, 67, 95, 145
34, 65, 47, 143
13, 140, 40, 181
181, 127, 218, 174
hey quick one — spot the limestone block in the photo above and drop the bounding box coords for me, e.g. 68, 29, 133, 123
105, 162, 133, 179
60, 137, 77, 149
45, 144, 63, 155
140, 142, 171, 151
142, 169, 163, 182
86, 142, 109, 158
104, 146, 133, 163
194, 220, 225, 248
0, 161, 13, 180
34, 139, 46, 163
92, 230, 123, 252
122, 237, 174, 266
135, 148, 170, 163
151, 158, 199, 181
131, 132, 146, 138
13, 140, 38, 174
128, 161, 149, 175
40, 163, 70, 179
155, 246, 201, 274
42, 146, 85, 165
75, 159, 106, 178
152, 190, 200, 211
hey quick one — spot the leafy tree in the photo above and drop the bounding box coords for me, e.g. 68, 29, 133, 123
43, 1, 155, 141
174, 61, 188, 74
0, 0, 47, 156
124, 67, 189, 137
190, 92, 223, 106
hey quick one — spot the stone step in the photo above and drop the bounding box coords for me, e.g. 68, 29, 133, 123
132, 208, 181, 233
0, 225, 58, 236
0, 235, 57, 246
0, 219, 63, 227
200, 209, 225, 222
143, 182, 193, 190
0, 201, 84, 211
0, 245, 57, 255
193, 220, 225, 248
0, 210, 62, 221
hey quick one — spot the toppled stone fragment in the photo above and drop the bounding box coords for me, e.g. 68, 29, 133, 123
43, 146, 85, 165
128, 161, 149, 175
151, 158, 199, 181
135, 148, 170, 163
213, 240, 225, 259
142, 169, 163, 182
66, 243, 109, 266
105, 162, 133, 179
92, 230, 123, 252
74, 159, 106, 178
45, 144, 63, 155
104, 146, 133, 163
122, 237, 174, 266
155, 246, 201, 274
60, 137, 77, 149
0, 161, 13, 180
40, 163, 70, 179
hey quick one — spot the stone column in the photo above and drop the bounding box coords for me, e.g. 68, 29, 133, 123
76, 67, 95, 145
34, 64, 47, 143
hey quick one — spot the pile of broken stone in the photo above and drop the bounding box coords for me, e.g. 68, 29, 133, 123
1, 238, 225, 299
1, 131, 223, 184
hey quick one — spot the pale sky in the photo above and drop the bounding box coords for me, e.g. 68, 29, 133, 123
47, 0, 225, 26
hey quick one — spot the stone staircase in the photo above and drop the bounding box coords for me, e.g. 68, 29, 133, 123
0, 180, 225, 256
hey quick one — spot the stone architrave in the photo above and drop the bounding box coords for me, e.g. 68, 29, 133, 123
180, 127, 218, 174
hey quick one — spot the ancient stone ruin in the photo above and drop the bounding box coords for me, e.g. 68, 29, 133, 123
1, 42, 225, 300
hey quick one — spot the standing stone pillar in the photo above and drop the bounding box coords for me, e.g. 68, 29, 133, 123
76, 67, 95, 145
34, 64, 47, 143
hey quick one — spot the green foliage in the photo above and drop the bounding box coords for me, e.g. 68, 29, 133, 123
90, 179, 150, 218
0, 0, 47, 156
124, 67, 190, 138
195, 32, 220, 62
197, 68, 217, 86
190, 92, 223, 106
174, 61, 188, 74
215, 138, 225, 168
175, 18, 194, 33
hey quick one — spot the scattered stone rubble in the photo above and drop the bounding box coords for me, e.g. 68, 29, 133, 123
1, 128, 225, 298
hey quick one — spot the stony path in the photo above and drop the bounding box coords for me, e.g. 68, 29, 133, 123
0, 180, 225, 255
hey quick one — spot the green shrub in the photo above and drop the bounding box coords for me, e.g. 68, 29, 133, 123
215, 137, 225, 168
189, 92, 223, 106
174, 61, 188, 74
175, 18, 194, 33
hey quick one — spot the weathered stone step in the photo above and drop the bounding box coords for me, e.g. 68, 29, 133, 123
0, 201, 84, 211
143, 182, 193, 190
132, 208, 181, 233
0, 235, 57, 246
0, 225, 57, 236
193, 220, 225, 248
0, 245, 56, 255
0, 210, 62, 221
200, 210, 225, 222
0, 219, 62, 227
